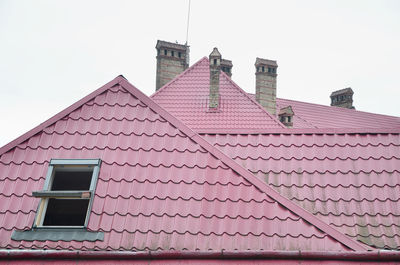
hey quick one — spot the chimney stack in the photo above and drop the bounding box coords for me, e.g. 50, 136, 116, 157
221, 59, 233, 77
209, 48, 222, 109
155, 40, 189, 91
330, 88, 355, 109
255, 58, 278, 116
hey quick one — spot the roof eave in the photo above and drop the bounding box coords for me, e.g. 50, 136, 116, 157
1, 250, 399, 261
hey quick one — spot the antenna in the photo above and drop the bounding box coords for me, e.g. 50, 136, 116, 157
185, 0, 191, 45
185, 0, 191, 66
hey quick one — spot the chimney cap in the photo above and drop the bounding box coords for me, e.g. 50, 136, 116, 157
255, 57, 278, 67
330, 87, 354, 97
279, 106, 294, 116
209, 47, 222, 58
156, 40, 188, 51
221, 59, 232, 67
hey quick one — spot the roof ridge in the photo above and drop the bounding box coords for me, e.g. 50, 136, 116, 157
277, 97, 400, 119
197, 127, 400, 134
0, 76, 126, 156
150, 56, 208, 99
117, 79, 369, 251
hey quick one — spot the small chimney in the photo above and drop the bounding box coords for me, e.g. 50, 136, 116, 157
330, 87, 355, 109
221, 59, 233, 77
155, 40, 189, 91
278, 106, 294, 128
209, 48, 222, 109
255, 58, 278, 116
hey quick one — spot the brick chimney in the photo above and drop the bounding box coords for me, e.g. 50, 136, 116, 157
221, 59, 233, 77
255, 58, 278, 116
155, 40, 189, 91
330, 87, 355, 109
209, 48, 222, 109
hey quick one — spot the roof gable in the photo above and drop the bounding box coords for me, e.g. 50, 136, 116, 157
151, 57, 284, 131
0, 76, 367, 252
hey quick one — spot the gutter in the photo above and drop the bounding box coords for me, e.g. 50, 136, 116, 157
1, 250, 400, 261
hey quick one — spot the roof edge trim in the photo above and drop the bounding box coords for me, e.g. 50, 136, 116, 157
1, 250, 398, 261
0, 76, 126, 156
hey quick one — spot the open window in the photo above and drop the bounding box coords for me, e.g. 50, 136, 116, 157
11, 159, 103, 242
32, 159, 101, 228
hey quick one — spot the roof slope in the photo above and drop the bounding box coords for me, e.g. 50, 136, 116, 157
203, 131, 400, 250
0, 76, 365, 252
151, 57, 284, 131
276, 98, 400, 129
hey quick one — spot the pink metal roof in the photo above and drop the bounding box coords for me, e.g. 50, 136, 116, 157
151, 57, 284, 131
276, 98, 400, 129
0, 76, 366, 252
203, 131, 400, 250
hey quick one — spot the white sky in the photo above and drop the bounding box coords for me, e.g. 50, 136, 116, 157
0, 0, 399, 147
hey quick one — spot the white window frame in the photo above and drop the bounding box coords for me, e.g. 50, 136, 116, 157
32, 159, 101, 229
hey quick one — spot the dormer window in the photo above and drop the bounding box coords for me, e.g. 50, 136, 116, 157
32, 159, 101, 228
11, 159, 103, 242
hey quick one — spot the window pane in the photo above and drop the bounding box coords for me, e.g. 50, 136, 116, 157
51, 170, 92, 190
43, 199, 89, 226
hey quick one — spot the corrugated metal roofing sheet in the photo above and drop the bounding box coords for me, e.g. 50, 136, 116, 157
203, 132, 400, 250
0, 77, 361, 252
151, 57, 284, 131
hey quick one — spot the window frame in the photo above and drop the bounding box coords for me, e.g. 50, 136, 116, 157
32, 159, 101, 229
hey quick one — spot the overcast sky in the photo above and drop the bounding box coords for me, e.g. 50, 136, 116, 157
1, 0, 399, 147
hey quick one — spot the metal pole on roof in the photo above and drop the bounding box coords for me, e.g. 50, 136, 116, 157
185, 0, 191, 45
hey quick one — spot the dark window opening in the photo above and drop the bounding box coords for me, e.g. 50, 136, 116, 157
52, 170, 92, 191
43, 199, 89, 226
280, 116, 284, 122
178, 52, 181, 58
171, 51, 174, 57
257, 67, 260, 72
164, 50, 167, 55
214, 59, 217, 65
287, 116, 292, 123
262, 66, 265, 72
